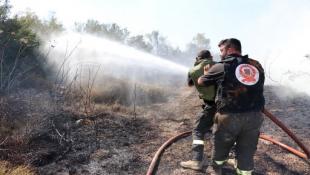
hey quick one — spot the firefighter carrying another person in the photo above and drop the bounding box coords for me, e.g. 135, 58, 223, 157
198, 38, 265, 175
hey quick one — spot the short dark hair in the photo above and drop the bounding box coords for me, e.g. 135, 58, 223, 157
218, 38, 242, 53
197, 50, 212, 59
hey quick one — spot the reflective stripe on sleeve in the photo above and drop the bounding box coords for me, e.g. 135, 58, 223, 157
192, 140, 204, 145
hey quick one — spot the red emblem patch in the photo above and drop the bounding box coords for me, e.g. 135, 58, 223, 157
235, 64, 259, 85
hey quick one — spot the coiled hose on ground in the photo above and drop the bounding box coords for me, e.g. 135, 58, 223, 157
146, 109, 310, 175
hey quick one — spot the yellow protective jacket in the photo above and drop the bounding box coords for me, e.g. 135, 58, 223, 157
188, 59, 215, 101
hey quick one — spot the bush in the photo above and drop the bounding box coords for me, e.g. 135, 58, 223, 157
92, 76, 170, 106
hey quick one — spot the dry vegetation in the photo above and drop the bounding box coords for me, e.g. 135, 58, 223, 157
0, 161, 35, 175
0, 80, 310, 174
92, 79, 171, 106
0, 71, 177, 174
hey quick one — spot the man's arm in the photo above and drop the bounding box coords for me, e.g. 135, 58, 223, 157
198, 63, 224, 86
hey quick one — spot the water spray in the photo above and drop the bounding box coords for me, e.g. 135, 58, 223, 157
43, 32, 189, 87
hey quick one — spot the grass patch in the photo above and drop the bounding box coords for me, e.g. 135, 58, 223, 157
0, 161, 35, 175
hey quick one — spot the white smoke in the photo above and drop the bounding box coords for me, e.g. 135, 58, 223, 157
244, 0, 310, 97
41, 32, 188, 87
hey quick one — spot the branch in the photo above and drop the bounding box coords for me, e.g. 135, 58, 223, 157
54, 39, 81, 85
0, 137, 8, 146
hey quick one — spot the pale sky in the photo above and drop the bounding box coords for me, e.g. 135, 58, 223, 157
9, 0, 310, 56
8, 0, 310, 94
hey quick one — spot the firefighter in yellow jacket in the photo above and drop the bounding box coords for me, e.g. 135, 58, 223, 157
180, 50, 216, 170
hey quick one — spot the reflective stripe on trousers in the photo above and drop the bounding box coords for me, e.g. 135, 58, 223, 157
193, 139, 204, 145
236, 168, 253, 175
214, 160, 226, 165
214, 160, 253, 175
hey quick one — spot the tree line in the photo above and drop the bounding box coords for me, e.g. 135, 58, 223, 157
0, 0, 211, 93
75, 20, 211, 65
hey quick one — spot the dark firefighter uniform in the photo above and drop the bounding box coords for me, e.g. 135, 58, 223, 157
187, 55, 216, 161
199, 54, 265, 174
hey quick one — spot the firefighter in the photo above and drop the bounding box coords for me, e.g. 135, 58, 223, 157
180, 50, 216, 170
198, 38, 265, 175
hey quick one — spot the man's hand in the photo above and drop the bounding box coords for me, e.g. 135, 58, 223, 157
204, 64, 212, 75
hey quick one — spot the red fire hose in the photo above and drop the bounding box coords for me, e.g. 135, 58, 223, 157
259, 134, 307, 159
262, 109, 310, 158
146, 109, 309, 175
146, 131, 191, 175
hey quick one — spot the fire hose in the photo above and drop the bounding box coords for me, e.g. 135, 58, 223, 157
146, 109, 310, 175
262, 109, 310, 158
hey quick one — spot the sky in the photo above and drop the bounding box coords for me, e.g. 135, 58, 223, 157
8, 0, 310, 95
9, 0, 307, 50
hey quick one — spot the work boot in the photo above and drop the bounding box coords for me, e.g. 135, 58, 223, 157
206, 164, 223, 175
180, 160, 203, 170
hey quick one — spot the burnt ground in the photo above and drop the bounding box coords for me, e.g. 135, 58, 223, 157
153, 86, 310, 175
0, 85, 310, 174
